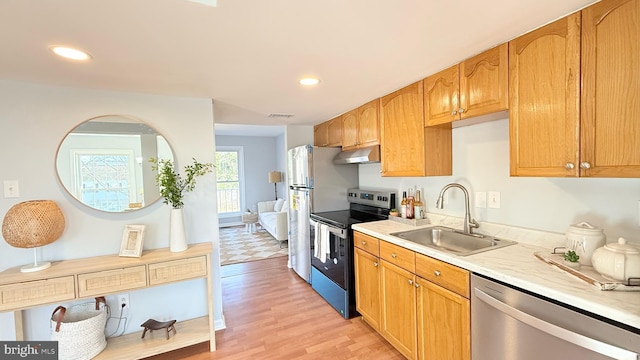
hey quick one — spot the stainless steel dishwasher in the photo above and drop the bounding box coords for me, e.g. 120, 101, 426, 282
471, 274, 640, 360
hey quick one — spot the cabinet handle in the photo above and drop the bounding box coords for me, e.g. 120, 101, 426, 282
408, 279, 413, 285
580, 162, 591, 169
391, 253, 397, 259
434, 270, 441, 276
373, 262, 379, 267
564, 162, 575, 170
458, 108, 466, 114
451, 110, 458, 116
415, 283, 420, 288
361, 241, 367, 246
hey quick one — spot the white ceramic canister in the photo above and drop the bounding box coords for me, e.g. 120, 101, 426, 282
566, 222, 606, 266
591, 237, 640, 282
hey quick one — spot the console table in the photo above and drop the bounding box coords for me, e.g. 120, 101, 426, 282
0, 243, 215, 359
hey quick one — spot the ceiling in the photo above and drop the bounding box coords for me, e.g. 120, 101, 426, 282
0, 0, 597, 134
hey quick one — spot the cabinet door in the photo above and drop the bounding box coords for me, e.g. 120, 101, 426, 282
342, 109, 359, 150
354, 248, 381, 330
424, 65, 460, 126
459, 43, 509, 120
416, 277, 470, 360
380, 81, 425, 177
581, 0, 640, 177
327, 116, 342, 147
313, 122, 328, 147
380, 260, 417, 360
357, 99, 380, 148
509, 13, 581, 177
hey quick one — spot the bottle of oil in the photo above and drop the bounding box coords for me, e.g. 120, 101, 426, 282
414, 190, 423, 219
400, 191, 407, 218
406, 190, 415, 220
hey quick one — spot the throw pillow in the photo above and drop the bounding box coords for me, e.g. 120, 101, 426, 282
273, 198, 285, 212
280, 200, 288, 212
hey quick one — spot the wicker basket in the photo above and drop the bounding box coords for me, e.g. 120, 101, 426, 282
2, 200, 65, 248
51, 297, 109, 360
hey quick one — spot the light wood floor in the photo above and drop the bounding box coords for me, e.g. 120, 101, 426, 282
147, 257, 403, 359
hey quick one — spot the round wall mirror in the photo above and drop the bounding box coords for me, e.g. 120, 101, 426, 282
55, 115, 174, 213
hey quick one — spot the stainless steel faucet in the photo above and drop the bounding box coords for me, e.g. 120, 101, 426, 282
435, 183, 479, 234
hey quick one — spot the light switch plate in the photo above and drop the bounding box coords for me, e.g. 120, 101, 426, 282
475, 192, 487, 208
488, 191, 501, 209
3, 180, 19, 198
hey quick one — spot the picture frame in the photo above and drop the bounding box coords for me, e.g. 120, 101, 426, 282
119, 224, 146, 257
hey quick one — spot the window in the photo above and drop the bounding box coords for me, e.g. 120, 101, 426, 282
216, 147, 244, 215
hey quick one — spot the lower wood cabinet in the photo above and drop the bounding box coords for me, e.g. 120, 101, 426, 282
353, 231, 470, 360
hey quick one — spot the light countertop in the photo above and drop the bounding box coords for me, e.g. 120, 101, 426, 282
352, 218, 640, 331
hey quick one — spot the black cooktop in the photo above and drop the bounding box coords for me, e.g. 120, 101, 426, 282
311, 203, 389, 229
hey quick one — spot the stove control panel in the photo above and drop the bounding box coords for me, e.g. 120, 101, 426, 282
348, 188, 396, 210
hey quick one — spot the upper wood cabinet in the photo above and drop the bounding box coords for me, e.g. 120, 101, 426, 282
313, 116, 342, 147
342, 99, 380, 150
381, 81, 452, 177
424, 44, 509, 126
581, 0, 640, 177
509, 13, 581, 177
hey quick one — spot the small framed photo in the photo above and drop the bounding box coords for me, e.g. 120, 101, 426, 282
119, 225, 146, 257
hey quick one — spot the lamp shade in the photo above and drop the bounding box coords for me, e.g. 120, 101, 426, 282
2, 200, 65, 248
268, 171, 282, 184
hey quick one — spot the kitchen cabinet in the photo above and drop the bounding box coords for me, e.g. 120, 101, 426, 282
424, 44, 508, 126
354, 232, 381, 330
354, 231, 471, 360
342, 99, 380, 150
509, 13, 581, 176
580, 0, 640, 177
380, 81, 452, 177
313, 116, 342, 147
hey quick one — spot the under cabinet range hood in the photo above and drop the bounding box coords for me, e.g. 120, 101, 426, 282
333, 145, 380, 165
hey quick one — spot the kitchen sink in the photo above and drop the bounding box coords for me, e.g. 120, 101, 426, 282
390, 226, 516, 256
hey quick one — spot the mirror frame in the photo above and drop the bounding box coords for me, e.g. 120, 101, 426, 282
55, 114, 175, 213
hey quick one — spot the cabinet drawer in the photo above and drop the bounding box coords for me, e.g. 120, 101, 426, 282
354, 231, 380, 256
416, 253, 469, 298
78, 265, 147, 297
380, 241, 415, 273
148, 256, 208, 286
0, 276, 75, 311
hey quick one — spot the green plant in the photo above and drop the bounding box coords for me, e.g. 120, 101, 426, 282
564, 250, 580, 263
150, 157, 213, 209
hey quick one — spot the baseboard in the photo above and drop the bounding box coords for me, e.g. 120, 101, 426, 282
215, 314, 226, 331
219, 222, 243, 228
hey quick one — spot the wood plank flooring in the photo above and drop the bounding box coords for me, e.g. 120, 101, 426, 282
147, 257, 404, 359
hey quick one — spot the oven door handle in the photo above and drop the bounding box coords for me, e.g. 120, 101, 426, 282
474, 287, 638, 360
313, 221, 347, 239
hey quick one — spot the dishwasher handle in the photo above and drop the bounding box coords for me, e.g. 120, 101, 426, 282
474, 287, 638, 360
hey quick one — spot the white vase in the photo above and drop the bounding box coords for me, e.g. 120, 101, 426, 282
170, 208, 188, 252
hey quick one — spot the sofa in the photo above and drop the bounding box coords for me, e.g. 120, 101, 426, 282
257, 199, 288, 246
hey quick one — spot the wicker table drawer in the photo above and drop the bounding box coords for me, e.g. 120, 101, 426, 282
78, 266, 147, 298
148, 256, 208, 286
0, 276, 75, 311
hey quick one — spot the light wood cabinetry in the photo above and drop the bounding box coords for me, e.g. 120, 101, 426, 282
509, 13, 581, 177
0, 243, 215, 358
424, 44, 509, 126
314, 116, 342, 147
342, 99, 380, 150
380, 81, 452, 177
353, 232, 471, 360
580, 0, 640, 177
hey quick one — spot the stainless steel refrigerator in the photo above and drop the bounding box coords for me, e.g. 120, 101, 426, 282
287, 145, 358, 282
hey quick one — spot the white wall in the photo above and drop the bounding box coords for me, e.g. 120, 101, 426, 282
0, 80, 222, 340
359, 118, 640, 243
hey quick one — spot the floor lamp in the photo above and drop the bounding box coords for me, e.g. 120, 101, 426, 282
268, 171, 282, 200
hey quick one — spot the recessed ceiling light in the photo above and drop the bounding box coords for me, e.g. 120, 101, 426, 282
299, 77, 320, 86
49, 46, 92, 61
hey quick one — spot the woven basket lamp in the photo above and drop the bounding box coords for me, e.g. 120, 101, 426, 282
2, 200, 65, 272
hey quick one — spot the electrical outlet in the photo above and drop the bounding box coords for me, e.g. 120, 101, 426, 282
3, 180, 19, 198
118, 294, 130, 315
475, 192, 487, 208
488, 191, 501, 209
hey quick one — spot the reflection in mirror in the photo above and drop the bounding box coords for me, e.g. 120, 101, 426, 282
56, 115, 174, 213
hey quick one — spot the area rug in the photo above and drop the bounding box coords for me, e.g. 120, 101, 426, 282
219, 225, 288, 266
